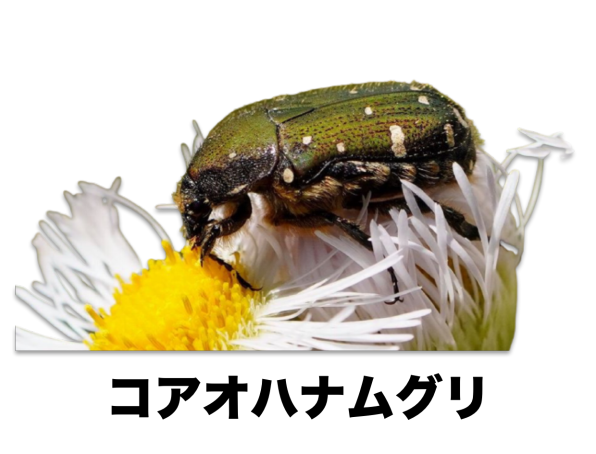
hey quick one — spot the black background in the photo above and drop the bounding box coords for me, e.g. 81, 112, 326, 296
12, 16, 589, 351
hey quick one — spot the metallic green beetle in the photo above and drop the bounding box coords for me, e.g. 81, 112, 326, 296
175, 81, 481, 296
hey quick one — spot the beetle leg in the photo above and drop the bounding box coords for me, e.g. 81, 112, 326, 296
440, 205, 480, 241
198, 221, 220, 264
270, 210, 402, 303
207, 253, 261, 291
190, 195, 259, 291
318, 212, 403, 304
319, 212, 371, 248
370, 196, 480, 241
196, 194, 253, 263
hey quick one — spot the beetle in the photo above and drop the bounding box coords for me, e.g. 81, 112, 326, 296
174, 81, 481, 299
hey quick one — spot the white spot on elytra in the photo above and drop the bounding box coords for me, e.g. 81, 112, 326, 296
389, 125, 406, 157
444, 123, 455, 147
410, 82, 423, 91
229, 152, 237, 159
418, 95, 429, 105
364, 106, 373, 115
349, 88, 358, 94
302, 136, 312, 145
336, 142, 346, 153
283, 168, 294, 184
453, 108, 469, 128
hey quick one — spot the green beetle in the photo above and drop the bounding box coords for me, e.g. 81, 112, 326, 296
175, 81, 481, 297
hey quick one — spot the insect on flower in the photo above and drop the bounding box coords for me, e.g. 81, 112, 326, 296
175, 81, 483, 299
14, 123, 573, 351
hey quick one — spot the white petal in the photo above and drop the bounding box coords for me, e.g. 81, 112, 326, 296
181, 143, 192, 167
518, 128, 574, 153
192, 120, 205, 153
156, 203, 179, 210
239, 310, 430, 351
16, 327, 87, 351
453, 162, 489, 252
16, 179, 169, 342
513, 145, 554, 159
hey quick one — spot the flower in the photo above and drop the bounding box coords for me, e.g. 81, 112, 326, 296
15, 126, 572, 351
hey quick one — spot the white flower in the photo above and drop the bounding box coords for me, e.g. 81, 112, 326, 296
15, 126, 572, 351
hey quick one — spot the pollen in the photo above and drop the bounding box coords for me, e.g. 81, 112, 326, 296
85, 241, 258, 350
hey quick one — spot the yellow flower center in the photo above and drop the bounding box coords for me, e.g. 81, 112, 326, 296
85, 241, 257, 350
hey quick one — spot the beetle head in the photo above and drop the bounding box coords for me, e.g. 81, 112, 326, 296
174, 173, 213, 242
175, 106, 279, 243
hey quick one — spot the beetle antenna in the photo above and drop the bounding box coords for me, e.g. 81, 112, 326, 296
181, 143, 192, 167
192, 120, 205, 154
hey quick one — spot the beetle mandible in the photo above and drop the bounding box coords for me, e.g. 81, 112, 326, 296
174, 81, 481, 298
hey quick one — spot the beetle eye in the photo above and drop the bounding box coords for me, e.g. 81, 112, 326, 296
187, 200, 211, 220
188, 201, 202, 215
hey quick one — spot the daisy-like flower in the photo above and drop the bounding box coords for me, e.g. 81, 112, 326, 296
15, 124, 572, 351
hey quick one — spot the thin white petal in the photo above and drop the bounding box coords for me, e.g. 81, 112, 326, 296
106, 182, 171, 242
181, 143, 192, 166
517, 128, 574, 153
15, 286, 95, 341
192, 120, 205, 153
484, 170, 520, 320
522, 157, 544, 228
243, 310, 430, 351
16, 327, 87, 351
402, 180, 436, 212
513, 145, 553, 159
156, 203, 179, 210
453, 162, 490, 252
261, 250, 404, 316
